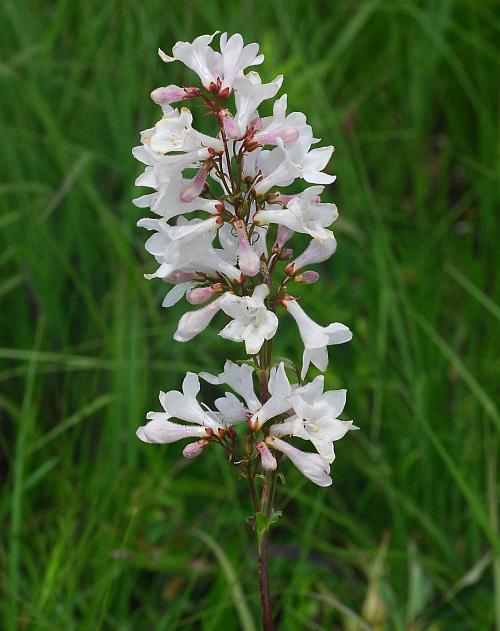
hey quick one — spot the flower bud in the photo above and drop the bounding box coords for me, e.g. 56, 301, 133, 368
218, 86, 231, 99
179, 167, 209, 203
234, 219, 260, 277
186, 284, 223, 305
256, 441, 277, 471
183, 440, 209, 459
150, 85, 186, 105
294, 271, 319, 284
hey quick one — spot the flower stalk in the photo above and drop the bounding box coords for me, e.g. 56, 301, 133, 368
133, 32, 356, 628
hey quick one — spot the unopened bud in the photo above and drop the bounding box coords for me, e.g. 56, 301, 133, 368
248, 417, 259, 432
217, 427, 226, 438
218, 86, 231, 99
151, 85, 186, 105
256, 442, 277, 471
186, 284, 223, 305
183, 440, 209, 459
294, 271, 319, 284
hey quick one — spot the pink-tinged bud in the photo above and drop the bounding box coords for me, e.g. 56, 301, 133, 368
150, 85, 187, 105
218, 86, 231, 99
222, 113, 243, 139
215, 201, 225, 213
279, 248, 293, 261
186, 284, 223, 305
183, 440, 209, 459
256, 442, 277, 471
294, 271, 320, 284
179, 168, 209, 203
217, 427, 226, 438
276, 225, 294, 249
234, 219, 260, 277
173, 298, 222, 342
284, 263, 295, 277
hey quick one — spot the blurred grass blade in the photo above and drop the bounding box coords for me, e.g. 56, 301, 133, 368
191, 529, 256, 631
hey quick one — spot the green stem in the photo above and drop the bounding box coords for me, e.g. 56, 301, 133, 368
256, 356, 276, 630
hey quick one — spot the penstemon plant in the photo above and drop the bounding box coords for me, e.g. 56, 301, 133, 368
133, 32, 355, 630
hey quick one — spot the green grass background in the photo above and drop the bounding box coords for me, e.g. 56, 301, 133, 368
1, 0, 498, 629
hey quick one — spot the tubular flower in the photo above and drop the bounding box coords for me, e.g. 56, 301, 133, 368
219, 284, 278, 355
282, 297, 352, 379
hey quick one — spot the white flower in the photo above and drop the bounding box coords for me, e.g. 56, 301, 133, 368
200, 360, 261, 414
272, 376, 355, 463
158, 32, 264, 91
219, 32, 264, 90
282, 298, 352, 379
266, 436, 332, 487
159, 33, 221, 88
255, 186, 337, 239
232, 72, 283, 135
174, 297, 223, 342
250, 362, 292, 429
219, 284, 278, 354
137, 418, 208, 444
148, 108, 223, 155
214, 392, 247, 424
138, 216, 241, 282
136, 373, 223, 443
254, 134, 335, 194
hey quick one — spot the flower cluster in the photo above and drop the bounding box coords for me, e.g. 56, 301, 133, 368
134, 32, 355, 488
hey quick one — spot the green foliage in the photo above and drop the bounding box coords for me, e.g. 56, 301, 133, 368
0, 0, 498, 629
